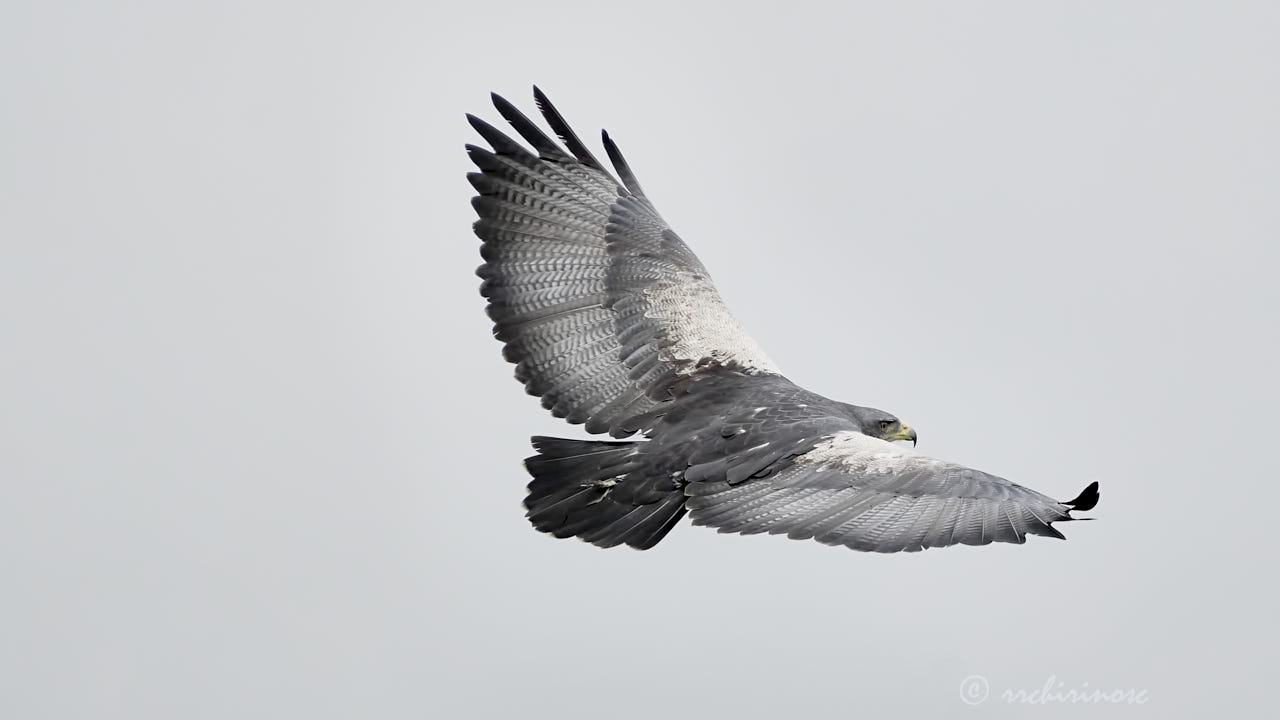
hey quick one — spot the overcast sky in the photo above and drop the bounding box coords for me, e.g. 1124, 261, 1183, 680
3, 2, 1277, 718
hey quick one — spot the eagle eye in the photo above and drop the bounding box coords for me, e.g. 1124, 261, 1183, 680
879, 419, 895, 430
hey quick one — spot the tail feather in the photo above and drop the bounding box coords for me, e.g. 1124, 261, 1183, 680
524, 436, 686, 550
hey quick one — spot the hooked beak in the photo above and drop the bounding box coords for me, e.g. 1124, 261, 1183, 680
887, 423, 917, 447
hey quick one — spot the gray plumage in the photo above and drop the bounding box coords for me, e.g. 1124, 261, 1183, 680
467, 88, 1100, 553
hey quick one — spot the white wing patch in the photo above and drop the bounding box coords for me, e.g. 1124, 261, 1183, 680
647, 272, 779, 375
796, 430, 943, 475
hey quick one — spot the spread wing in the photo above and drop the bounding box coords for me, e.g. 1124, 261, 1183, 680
467, 89, 778, 437
684, 429, 1100, 553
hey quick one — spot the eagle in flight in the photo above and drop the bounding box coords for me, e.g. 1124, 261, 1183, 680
466, 88, 1099, 553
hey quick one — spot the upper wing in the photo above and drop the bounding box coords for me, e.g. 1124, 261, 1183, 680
684, 429, 1100, 553
467, 88, 777, 437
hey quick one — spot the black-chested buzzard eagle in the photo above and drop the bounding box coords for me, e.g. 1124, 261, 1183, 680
465, 88, 1099, 553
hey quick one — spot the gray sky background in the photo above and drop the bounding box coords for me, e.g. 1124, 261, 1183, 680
3, 1, 1277, 718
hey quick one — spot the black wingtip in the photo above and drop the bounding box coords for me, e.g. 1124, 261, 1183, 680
1065, 481, 1100, 512
1042, 524, 1067, 540
489, 91, 566, 158
531, 85, 610, 174
600, 129, 647, 199
465, 112, 531, 158
531, 84, 550, 110
464, 112, 500, 140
